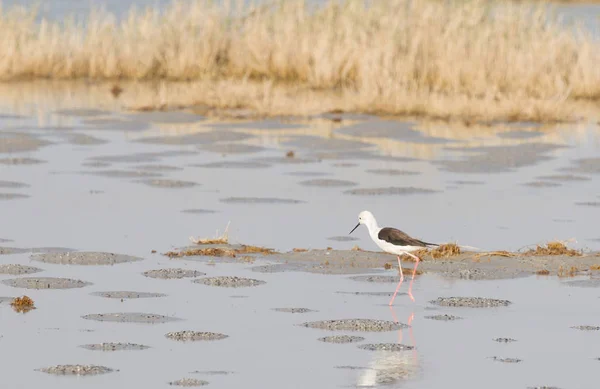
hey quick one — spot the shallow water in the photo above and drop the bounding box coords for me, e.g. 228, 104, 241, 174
1, 91, 600, 388
1, 249, 599, 389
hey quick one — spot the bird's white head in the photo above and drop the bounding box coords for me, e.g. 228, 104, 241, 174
349, 210, 377, 234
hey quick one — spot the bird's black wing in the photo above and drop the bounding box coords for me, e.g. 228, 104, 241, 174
378, 227, 437, 247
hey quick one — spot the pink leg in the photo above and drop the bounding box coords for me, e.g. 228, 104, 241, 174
389, 255, 404, 306
405, 252, 421, 302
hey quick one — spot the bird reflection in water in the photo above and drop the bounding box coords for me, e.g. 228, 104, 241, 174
356, 307, 420, 388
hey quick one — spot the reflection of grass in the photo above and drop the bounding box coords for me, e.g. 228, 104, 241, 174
1, 0, 599, 121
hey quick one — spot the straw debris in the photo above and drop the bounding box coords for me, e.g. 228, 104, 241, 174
190, 222, 230, 245
525, 241, 582, 257
430, 243, 461, 259
10, 295, 35, 313
164, 245, 275, 258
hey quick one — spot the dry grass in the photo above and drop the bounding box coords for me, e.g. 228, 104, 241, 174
1, 0, 600, 122
536, 269, 550, 275
11, 295, 35, 313
590, 265, 600, 271
165, 244, 275, 258
401, 266, 423, 276
430, 243, 462, 259
524, 241, 582, 256
190, 222, 230, 245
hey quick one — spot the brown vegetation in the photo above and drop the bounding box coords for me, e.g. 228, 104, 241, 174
430, 243, 461, 259
0, 0, 599, 121
11, 295, 35, 313
525, 241, 582, 257
165, 245, 275, 258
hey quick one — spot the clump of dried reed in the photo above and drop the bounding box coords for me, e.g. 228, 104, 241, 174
1, 0, 599, 121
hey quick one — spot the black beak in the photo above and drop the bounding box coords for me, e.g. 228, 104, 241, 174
349, 222, 360, 235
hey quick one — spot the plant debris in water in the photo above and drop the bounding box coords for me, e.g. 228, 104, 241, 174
10, 295, 35, 313
142, 268, 206, 279
38, 364, 116, 375
165, 331, 229, 341
525, 241, 582, 256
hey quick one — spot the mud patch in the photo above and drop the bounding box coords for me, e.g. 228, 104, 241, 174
451, 180, 485, 185
564, 279, 600, 288
575, 201, 600, 207
0, 133, 51, 153
358, 343, 414, 351
523, 181, 561, 188
496, 129, 544, 139
137, 131, 251, 145
192, 161, 270, 169
0, 193, 29, 200
318, 335, 365, 344
561, 157, 600, 174
0, 180, 29, 188
82, 312, 182, 324
181, 209, 219, 214
350, 275, 398, 283
344, 187, 439, 196
571, 325, 600, 331
490, 357, 522, 363
82, 161, 111, 168
2, 277, 91, 289
272, 308, 316, 314
37, 364, 116, 375
83, 170, 162, 178
536, 174, 590, 182
0, 247, 29, 255
66, 133, 108, 145
336, 291, 395, 297
80, 343, 151, 351
220, 197, 305, 204
191, 370, 234, 375
0, 264, 43, 275
135, 164, 183, 172
165, 331, 229, 341
327, 236, 358, 242
494, 338, 517, 343
143, 268, 206, 279
193, 276, 266, 288
366, 169, 420, 176
169, 378, 209, 386
0, 157, 45, 165
283, 135, 370, 150
31, 252, 143, 265
424, 314, 463, 321
136, 179, 198, 188
82, 117, 150, 131
300, 319, 407, 332
430, 297, 512, 308
437, 143, 565, 173
253, 156, 320, 165
130, 110, 204, 123
199, 143, 265, 154
299, 179, 357, 187
287, 172, 330, 179
90, 291, 167, 299
54, 108, 109, 117
337, 120, 453, 144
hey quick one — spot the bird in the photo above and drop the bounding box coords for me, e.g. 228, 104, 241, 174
349, 210, 437, 305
